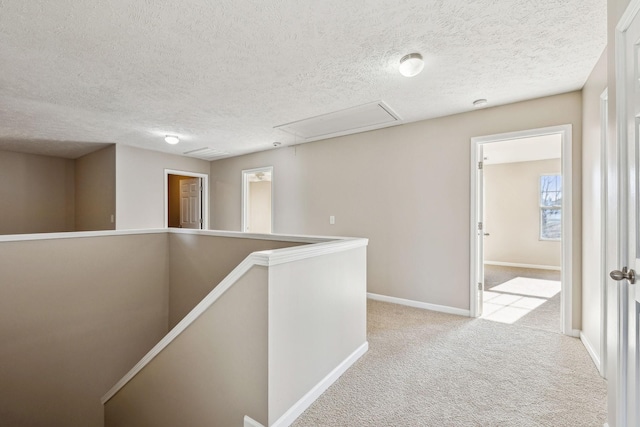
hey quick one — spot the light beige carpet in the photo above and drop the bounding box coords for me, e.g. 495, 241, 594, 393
292, 300, 606, 426
484, 265, 562, 334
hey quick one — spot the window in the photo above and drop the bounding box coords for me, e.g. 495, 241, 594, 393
540, 174, 562, 240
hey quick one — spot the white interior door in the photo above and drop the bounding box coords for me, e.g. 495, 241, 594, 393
611, 3, 640, 424
180, 177, 202, 229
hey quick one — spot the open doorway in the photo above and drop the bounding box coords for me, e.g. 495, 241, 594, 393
242, 167, 273, 233
470, 125, 574, 336
164, 169, 209, 229
481, 135, 562, 332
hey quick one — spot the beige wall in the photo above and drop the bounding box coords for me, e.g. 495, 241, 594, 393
484, 159, 562, 267
168, 233, 304, 328
115, 145, 210, 230
75, 145, 116, 231
0, 150, 75, 234
0, 234, 170, 427
105, 266, 269, 427
249, 180, 272, 233
210, 92, 583, 325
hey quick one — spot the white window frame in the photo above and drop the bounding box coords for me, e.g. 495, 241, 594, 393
539, 173, 562, 241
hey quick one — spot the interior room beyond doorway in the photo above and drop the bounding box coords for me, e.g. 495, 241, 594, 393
476, 132, 564, 333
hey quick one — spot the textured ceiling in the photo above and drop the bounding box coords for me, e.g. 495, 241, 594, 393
0, 0, 607, 159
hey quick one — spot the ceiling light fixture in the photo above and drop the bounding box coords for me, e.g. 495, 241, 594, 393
473, 99, 488, 108
165, 135, 180, 145
399, 53, 424, 77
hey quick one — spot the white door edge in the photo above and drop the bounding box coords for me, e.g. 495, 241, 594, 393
599, 88, 609, 379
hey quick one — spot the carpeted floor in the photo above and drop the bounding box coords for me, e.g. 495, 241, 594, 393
483, 265, 561, 334
292, 300, 606, 427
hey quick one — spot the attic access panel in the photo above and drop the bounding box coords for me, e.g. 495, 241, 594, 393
274, 101, 401, 141
183, 147, 229, 161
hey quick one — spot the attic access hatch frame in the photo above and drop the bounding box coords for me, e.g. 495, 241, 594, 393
274, 101, 401, 142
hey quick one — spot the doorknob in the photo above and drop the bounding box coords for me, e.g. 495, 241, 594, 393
610, 267, 636, 284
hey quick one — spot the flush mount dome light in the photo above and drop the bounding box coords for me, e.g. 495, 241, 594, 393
165, 135, 180, 145
399, 53, 424, 77
473, 99, 488, 108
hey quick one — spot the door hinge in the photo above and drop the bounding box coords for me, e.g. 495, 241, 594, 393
478, 282, 482, 290
478, 222, 483, 231
478, 161, 483, 170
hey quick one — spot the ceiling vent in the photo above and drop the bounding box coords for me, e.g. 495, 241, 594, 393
183, 147, 229, 161
274, 101, 401, 142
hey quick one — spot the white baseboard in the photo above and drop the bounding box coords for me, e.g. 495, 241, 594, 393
484, 261, 561, 271
367, 293, 470, 317
580, 332, 601, 372
567, 329, 581, 338
270, 341, 369, 427
244, 415, 265, 427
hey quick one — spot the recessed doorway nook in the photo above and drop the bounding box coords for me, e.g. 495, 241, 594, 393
470, 125, 574, 336
242, 166, 273, 234
164, 169, 209, 229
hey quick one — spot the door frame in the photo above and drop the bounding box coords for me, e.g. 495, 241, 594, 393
164, 169, 209, 229
599, 88, 609, 378
609, 2, 640, 422
469, 124, 574, 336
241, 166, 274, 233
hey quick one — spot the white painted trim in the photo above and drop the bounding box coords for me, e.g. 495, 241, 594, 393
101, 236, 368, 404
568, 329, 581, 338
612, 3, 640, 424
242, 166, 274, 233
599, 88, 609, 379
168, 228, 333, 244
484, 261, 561, 271
164, 169, 210, 230
270, 342, 369, 427
256, 238, 368, 267
367, 293, 470, 317
581, 332, 602, 372
0, 227, 343, 245
470, 124, 573, 337
244, 415, 265, 427
0, 228, 169, 243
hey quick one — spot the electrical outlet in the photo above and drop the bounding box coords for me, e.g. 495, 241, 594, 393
329, 215, 335, 225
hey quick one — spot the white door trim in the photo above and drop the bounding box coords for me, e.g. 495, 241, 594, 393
470, 124, 573, 336
164, 169, 209, 229
599, 88, 609, 378
241, 166, 274, 233
610, 1, 640, 422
